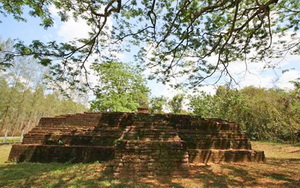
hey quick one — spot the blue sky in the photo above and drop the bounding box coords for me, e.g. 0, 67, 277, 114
0, 9, 299, 99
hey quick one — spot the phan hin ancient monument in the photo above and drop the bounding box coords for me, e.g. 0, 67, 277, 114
8, 108, 265, 177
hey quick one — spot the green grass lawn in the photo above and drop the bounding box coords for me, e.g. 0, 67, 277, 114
0, 137, 22, 144
0, 144, 11, 165
0, 142, 299, 188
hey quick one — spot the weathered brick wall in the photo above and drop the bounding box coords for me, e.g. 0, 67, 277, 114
38, 113, 102, 127
167, 115, 265, 163
114, 141, 189, 177
8, 112, 128, 162
8, 112, 265, 177
113, 119, 189, 177
9, 144, 114, 163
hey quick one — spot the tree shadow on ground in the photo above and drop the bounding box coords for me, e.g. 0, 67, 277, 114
266, 158, 300, 166
173, 157, 300, 188
1, 158, 300, 187
99, 164, 236, 187
188, 165, 243, 188
221, 158, 300, 188
0, 162, 73, 187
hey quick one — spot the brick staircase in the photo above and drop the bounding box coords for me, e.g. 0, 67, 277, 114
8, 112, 265, 176
169, 115, 265, 163
114, 114, 190, 177
8, 112, 130, 163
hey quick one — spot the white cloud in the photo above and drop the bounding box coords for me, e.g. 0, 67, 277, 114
49, 5, 91, 41
147, 80, 176, 98
48, 5, 126, 94
49, 5, 112, 42
49, 5, 59, 18
201, 50, 300, 91
275, 70, 300, 90
146, 53, 299, 98
197, 85, 218, 95
57, 18, 91, 42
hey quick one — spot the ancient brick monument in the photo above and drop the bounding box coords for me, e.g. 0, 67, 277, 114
8, 110, 265, 177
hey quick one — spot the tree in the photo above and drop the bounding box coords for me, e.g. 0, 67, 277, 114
168, 94, 185, 114
90, 61, 150, 112
189, 86, 300, 142
0, 51, 87, 135
290, 78, 300, 99
188, 91, 219, 117
0, 76, 87, 135
149, 96, 168, 113
0, 0, 299, 89
0, 38, 14, 71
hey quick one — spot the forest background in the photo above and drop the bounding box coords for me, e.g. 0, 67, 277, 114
0, 51, 299, 142
0, 0, 300, 143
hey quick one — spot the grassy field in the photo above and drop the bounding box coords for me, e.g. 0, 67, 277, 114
0, 142, 299, 188
0, 144, 11, 165
0, 137, 22, 144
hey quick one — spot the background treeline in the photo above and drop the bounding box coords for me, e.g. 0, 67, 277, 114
0, 77, 86, 136
0, 39, 86, 136
188, 86, 300, 142
148, 86, 300, 143
1, 38, 299, 142
89, 60, 300, 143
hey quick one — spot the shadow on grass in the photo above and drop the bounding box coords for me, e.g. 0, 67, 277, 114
266, 173, 295, 182
1, 158, 300, 187
266, 158, 300, 166
194, 171, 231, 187
98, 164, 187, 187
186, 158, 300, 188
189, 165, 242, 188
0, 162, 73, 187
99, 164, 233, 187
0, 162, 154, 188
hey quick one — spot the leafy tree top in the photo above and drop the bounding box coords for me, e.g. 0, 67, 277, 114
90, 61, 150, 112
0, 0, 299, 89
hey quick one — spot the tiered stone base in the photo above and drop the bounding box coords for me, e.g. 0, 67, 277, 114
8, 112, 130, 162
170, 115, 265, 163
9, 144, 114, 163
8, 112, 265, 177
188, 149, 265, 163
114, 117, 189, 177
114, 141, 189, 177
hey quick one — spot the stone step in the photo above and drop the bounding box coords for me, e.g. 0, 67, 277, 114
26, 130, 122, 136
23, 133, 121, 145
185, 138, 252, 149
178, 132, 247, 139
98, 112, 135, 127
8, 144, 114, 163
124, 133, 177, 138
114, 142, 189, 177
181, 136, 247, 141
179, 129, 243, 134
29, 127, 122, 134
188, 149, 265, 163
22, 135, 46, 144
174, 124, 241, 131
38, 115, 102, 127
29, 128, 84, 133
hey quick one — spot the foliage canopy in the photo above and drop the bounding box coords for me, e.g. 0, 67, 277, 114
0, 0, 299, 89
90, 61, 150, 112
189, 86, 300, 142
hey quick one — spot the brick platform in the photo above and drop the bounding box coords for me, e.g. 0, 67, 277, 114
114, 114, 190, 177
8, 112, 265, 177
